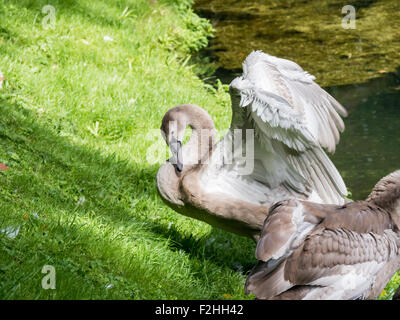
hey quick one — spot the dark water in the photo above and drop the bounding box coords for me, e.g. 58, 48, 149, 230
327, 73, 400, 199
194, 0, 400, 200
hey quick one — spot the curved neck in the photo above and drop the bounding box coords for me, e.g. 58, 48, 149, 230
180, 105, 217, 171
157, 105, 216, 207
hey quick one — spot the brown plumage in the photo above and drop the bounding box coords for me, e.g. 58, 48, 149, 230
245, 170, 400, 300
157, 52, 350, 241
157, 104, 270, 240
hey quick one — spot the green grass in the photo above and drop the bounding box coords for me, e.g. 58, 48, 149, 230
0, 0, 255, 299
0, 0, 398, 300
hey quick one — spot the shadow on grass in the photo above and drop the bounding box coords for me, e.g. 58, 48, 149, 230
0, 96, 255, 275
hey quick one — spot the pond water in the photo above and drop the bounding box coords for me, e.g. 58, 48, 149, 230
194, 0, 400, 200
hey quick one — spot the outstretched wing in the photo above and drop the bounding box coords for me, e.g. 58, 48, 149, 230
229, 50, 348, 204
241, 51, 347, 152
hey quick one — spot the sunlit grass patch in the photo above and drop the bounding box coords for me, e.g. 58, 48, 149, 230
0, 0, 255, 299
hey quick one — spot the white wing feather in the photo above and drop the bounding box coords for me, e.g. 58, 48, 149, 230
229, 51, 347, 204
242, 51, 347, 153
202, 50, 347, 206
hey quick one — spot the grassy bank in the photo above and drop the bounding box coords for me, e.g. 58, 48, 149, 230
0, 0, 256, 299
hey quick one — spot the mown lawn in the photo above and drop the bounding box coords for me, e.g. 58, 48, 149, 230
0, 0, 398, 300
0, 0, 256, 299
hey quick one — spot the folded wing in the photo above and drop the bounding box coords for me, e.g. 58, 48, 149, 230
245, 200, 399, 300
